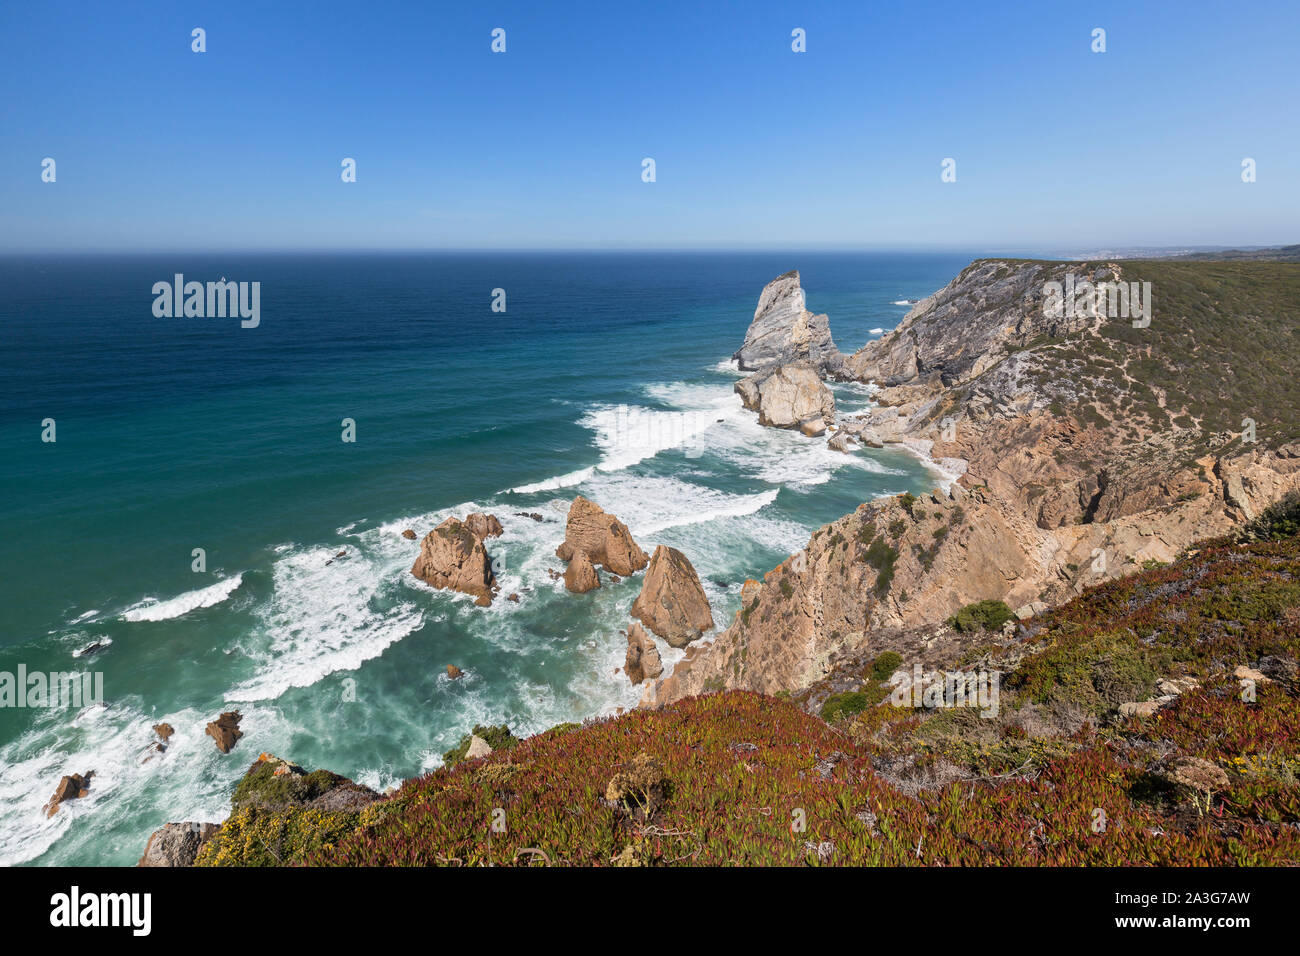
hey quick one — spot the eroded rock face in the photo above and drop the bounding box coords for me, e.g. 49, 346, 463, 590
556, 496, 648, 577
564, 548, 601, 593
138, 822, 222, 867
624, 622, 663, 684
649, 259, 1300, 708
206, 711, 243, 754
411, 517, 496, 606
734, 362, 835, 432
631, 545, 714, 648
464, 512, 504, 540
734, 270, 841, 374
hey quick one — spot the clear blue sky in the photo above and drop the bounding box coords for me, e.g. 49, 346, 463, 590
2, 0, 1297, 252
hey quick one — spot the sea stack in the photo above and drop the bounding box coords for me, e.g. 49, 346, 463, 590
411, 517, 497, 606
734, 270, 842, 375
631, 545, 714, 647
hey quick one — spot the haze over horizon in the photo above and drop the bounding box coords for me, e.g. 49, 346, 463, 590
3, 0, 1298, 252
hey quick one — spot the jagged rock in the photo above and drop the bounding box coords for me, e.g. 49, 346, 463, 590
733, 270, 841, 374
631, 545, 714, 648
152, 723, 174, 743
401, 529, 417, 540
564, 548, 601, 593
411, 517, 496, 606
828, 431, 856, 453
507, 593, 520, 602
465, 735, 493, 760
137, 822, 221, 867
1233, 665, 1270, 684
625, 622, 663, 684
555, 496, 648, 576
515, 512, 544, 522
464, 512, 504, 540
205, 711, 243, 754
446, 664, 463, 680
734, 362, 835, 431
44, 771, 94, 817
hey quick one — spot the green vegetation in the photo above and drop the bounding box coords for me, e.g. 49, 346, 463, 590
197, 528, 1300, 868
442, 724, 519, 768
947, 599, 1016, 634
871, 651, 903, 681
1242, 491, 1300, 542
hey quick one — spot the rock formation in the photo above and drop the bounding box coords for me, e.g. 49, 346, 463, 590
734, 270, 842, 374
734, 362, 835, 434
563, 548, 601, 593
446, 664, 463, 680
624, 622, 663, 684
206, 711, 243, 754
631, 545, 714, 648
464, 512, 504, 540
650, 257, 1300, 708
44, 771, 94, 817
138, 822, 222, 867
555, 496, 648, 577
411, 517, 497, 606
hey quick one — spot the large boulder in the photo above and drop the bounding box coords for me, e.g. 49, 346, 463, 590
631, 545, 714, 648
411, 517, 497, 606
564, 548, 601, 593
138, 822, 222, 867
734, 270, 841, 374
464, 512, 504, 540
555, 496, 648, 577
624, 623, 663, 684
205, 711, 243, 754
734, 362, 835, 432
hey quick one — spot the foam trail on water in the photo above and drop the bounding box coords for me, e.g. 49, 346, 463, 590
120, 574, 244, 623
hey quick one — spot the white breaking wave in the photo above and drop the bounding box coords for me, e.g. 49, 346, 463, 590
225, 549, 421, 702
506, 466, 596, 495
870, 327, 885, 334
120, 574, 244, 623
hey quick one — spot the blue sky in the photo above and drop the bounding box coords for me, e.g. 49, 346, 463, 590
2, 0, 1297, 252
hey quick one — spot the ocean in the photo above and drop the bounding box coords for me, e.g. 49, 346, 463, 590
0, 250, 972, 865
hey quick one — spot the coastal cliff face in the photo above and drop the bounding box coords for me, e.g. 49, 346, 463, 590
654, 257, 1300, 705
734, 270, 842, 374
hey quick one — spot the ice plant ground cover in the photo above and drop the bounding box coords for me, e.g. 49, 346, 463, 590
193, 505, 1300, 867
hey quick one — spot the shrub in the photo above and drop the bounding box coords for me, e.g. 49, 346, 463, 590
947, 600, 1016, 634
871, 651, 903, 681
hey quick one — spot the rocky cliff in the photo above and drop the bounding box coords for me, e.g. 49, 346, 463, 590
654, 257, 1300, 705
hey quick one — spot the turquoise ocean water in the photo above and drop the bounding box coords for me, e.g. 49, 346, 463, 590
0, 251, 971, 865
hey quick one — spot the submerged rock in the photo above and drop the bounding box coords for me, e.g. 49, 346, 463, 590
734, 270, 841, 374
411, 517, 497, 606
631, 545, 714, 648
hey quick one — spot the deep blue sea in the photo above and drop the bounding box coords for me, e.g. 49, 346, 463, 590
0, 251, 972, 865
